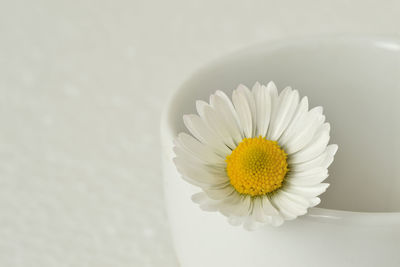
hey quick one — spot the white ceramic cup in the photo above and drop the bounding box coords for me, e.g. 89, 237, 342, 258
161, 35, 400, 267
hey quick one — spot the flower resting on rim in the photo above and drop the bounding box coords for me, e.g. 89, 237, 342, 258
173, 82, 338, 230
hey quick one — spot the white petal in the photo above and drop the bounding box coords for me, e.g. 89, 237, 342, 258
282, 106, 325, 154
195, 100, 208, 118
175, 154, 226, 176
201, 104, 236, 149
237, 84, 257, 137
204, 184, 236, 200
227, 216, 246, 226
285, 167, 329, 186
219, 192, 243, 216
181, 175, 229, 190
239, 200, 264, 230
290, 144, 335, 172
271, 191, 309, 220
183, 114, 207, 143
201, 180, 232, 190
278, 96, 309, 145
266, 81, 279, 113
243, 217, 262, 231
173, 146, 218, 169
179, 172, 229, 190
321, 144, 338, 168
247, 197, 283, 227
251, 82, 261, 95
280, 190, 310, 207
232, 88, 253, 138
215, 90, 242, 128
309, 197, 321, 207
230, 195, 252, 217
267, 88, 299, 141
262, 196, 280, 216
191, 192, 220, 211
179, 175, 210, 188
253, 83, 272, 137
199, 200, 220, 211
270, 193, 297, 220
268, 86, 292, 137
278, 192, 308, 217
173, 157, 228, 185
251, 197, 269, 223
196, 192, 243, 213
270, 215, 284, 227
174, 133, 225, 165
284, 183, 330, 198
289, 123, 330, 164
210, 93, 243, 145
191, 192, 208, 204
183, 114, 231, 156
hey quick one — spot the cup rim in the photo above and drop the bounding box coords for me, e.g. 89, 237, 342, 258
161, 34, 400, 224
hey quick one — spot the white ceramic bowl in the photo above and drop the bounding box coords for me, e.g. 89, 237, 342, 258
161, 35, 400, 267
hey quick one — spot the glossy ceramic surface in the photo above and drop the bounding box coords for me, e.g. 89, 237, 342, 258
161, 35, 400, 267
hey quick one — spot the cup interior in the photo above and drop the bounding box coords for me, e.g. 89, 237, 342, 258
166, 35, 400, 212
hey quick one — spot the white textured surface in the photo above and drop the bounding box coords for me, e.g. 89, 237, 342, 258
0, 1, 399, 266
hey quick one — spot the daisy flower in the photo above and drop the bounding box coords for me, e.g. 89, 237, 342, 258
173, 82, 338, 230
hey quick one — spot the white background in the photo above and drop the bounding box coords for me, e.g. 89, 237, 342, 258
1, 1, 399, 266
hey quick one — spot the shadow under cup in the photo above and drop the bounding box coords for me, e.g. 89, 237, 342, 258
161, 35, 400, 267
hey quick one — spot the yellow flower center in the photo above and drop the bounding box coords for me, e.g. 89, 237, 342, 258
226, 136, 289, 197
